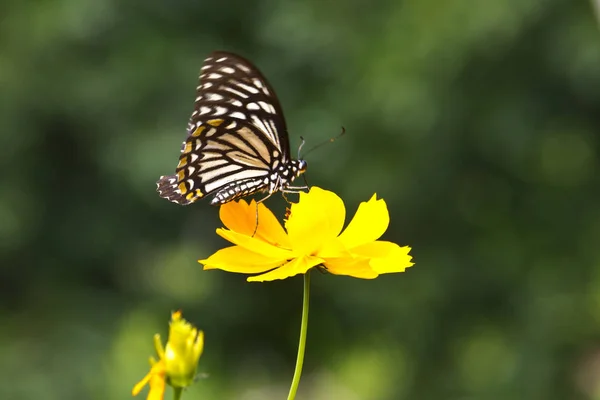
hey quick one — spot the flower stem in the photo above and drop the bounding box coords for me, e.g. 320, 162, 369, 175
287, 270, 311, 400
173, 387, 183, 400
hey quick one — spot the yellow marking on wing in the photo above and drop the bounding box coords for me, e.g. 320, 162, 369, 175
186, 192, 196, 201
183, 142, 193, 154
207, 119, 224, 127
191, 126, 206, 137
177, 170, 186, 181
178, 182, 188, 194
177, 156, 188, 168
195, 189, 204, 198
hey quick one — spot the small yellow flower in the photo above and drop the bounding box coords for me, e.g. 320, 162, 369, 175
133, 311, 204, 400
164, 311, 204, 387
200, 187, 414, 282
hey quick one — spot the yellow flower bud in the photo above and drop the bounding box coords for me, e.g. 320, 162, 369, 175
133, 311, 204, 399
164, 311, 204, 388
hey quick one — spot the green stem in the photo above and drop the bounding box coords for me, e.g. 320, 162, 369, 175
287, 271, 311, 400
173, 387, 183, 400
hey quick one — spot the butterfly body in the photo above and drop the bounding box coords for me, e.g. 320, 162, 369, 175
157, 52, 307, 206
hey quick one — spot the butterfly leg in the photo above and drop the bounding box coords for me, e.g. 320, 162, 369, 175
256, 191, 275, 204
282, 185, 309, 192
252, 202, 259, 237
251, 191, 276, 237
302, 174, 310, 190
279, 186, 308, 205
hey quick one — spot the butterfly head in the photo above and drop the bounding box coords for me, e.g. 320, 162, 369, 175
293, 159, 308, 179
298, 159, 307, 174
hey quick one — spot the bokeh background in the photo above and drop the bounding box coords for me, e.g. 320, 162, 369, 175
2, 0, 600, 399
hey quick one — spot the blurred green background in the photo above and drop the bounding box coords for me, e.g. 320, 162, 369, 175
2, 0, 600, 399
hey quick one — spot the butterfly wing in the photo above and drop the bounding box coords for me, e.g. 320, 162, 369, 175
157, 51, 291, 205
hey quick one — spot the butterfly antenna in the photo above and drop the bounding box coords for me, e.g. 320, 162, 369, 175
297, 136, 306, 160
299, 126, 346, 159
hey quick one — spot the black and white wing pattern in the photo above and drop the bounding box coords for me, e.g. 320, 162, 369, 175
157, 51, 306, 205
157, 51, 307, 206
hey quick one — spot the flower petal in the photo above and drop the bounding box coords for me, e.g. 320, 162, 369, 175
352, 241, 414, 274
132, 360, 166, 399
315, 237, 350, 258
148, 362, 167, 400
132, 372, 151, 396
338, 194, 389, 249
247, 255, 323, 282
220, 200, 291, 248
286, 187, 345, 255
199, 245, 284, 274
220, 200, 254, 234
217, 228, 294, 260
323, 256, 379, 279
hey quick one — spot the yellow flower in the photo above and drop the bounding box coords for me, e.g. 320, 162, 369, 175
199, 187, 414, 282
133, 311, 204, 400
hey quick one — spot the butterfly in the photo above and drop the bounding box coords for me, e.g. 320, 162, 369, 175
156, 51, 308, 206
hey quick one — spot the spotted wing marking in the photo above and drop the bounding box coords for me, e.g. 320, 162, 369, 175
158, 51, 299, 206
186, 52, 288, 154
